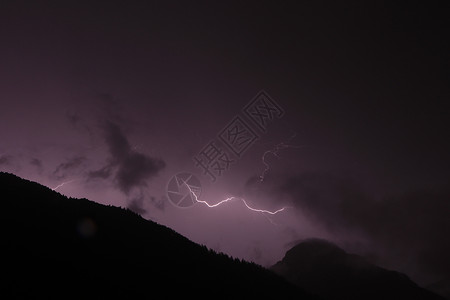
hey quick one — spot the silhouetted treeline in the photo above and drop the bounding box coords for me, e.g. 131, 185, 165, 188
0, 172, 314, 299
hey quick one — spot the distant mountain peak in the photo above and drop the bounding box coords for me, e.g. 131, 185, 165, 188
272, 239, 444, 300
285, 238, 346, 259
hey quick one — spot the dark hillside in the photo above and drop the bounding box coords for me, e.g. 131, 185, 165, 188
0, 172, 312, 299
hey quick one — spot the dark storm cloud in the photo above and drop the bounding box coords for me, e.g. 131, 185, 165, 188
127, 195, 147, 215
104, 121, 131, 162
115, 152, 165, 194
53, 156, 86, 179
30, 158, 43, 174
279, 172, 369, 230
30, 158, 42, 167
276, 172, 450, 279
87, 166, 112, 180
150, 196, 165, 212
0, 154, 13, 166
95, 121, 165, 195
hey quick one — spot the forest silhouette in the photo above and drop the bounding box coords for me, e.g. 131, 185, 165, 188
1, 172, 444, 299
0, 172, 311, 299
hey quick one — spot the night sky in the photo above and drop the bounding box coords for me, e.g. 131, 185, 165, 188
1, 0, 449, 290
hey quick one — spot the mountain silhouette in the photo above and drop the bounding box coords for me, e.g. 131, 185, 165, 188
0, 172, 314, 299
271, 238, 444, 300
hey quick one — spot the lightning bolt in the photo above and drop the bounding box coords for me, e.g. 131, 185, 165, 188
181, 177, 287, 215
259, 133, 305, 182
52, 179, 76, 191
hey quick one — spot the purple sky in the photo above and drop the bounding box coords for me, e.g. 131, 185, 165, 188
1, 1, 449, 289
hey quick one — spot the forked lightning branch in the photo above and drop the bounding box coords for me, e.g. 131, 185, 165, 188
167, 172, 287, 215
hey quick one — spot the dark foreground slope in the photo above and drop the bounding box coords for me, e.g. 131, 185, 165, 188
0, 172, 313, 299
272, 239, 444, 300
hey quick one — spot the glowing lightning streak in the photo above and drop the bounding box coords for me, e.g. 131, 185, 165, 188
259, 133, 305, 182
52, 179, 76, 191
182, 178, 287, 215
175, 133, 304, 217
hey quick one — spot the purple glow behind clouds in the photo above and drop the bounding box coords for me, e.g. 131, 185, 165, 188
0, 1, 449, 289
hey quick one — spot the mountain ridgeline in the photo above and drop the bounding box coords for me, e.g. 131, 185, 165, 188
0, 172, 311, 299
1, 172, 444, 299
272, 239, 444, 300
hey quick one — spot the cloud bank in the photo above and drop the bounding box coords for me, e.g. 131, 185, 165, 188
262, 171, 450, 283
